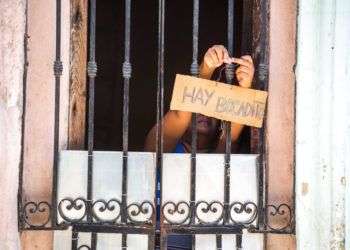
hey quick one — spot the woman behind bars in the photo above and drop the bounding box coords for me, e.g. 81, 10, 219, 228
144, 45, 255, 153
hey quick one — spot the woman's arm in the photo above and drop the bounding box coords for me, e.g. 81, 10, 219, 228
144, 110, 192, 152
144, 45, 229, 152
144, 46, 254, 153
214, 55, 255, 152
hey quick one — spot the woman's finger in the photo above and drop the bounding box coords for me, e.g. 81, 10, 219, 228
241, 55, 253, 63
211, 47, 224, 63
231, 58, 251, 67
209, 49, 220, 65
236, 71, 249, 80
236, 66, 252, 74
213, 45, 229, 62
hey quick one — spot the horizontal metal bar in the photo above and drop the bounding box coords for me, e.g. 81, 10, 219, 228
73, 224, 154, 234
162, 225, 243, 235
20, 225, 69, 231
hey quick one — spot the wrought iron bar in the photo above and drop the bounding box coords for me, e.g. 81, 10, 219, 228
236, 233, 242, 250
224, 0, 235, 221
190, 0, 199, 249
52, 0, 63, 228
72, 229, 79, 250
224, 0, 235, 248
216, 234, 222, 250
257, 0, 269, 232
91, 233, 97, 250
86, 0, 97, 220
87, 0, 97, 248
222, 0, 235, 227
156, 0, 166, 249
121, 0, 132, 249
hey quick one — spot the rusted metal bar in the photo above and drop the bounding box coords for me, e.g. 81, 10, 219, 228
121, 0, 132, 249
236, 233, 242, 249
157, 0, 166, 249
162, 224, 243, 235
223, 0, 235, 248
52, 0, 63, 228
252, 0, 270, 231
71, 228, 79, 250
190, 0, 199, 249
86, 0, 97, 248
216, 234, 222, 250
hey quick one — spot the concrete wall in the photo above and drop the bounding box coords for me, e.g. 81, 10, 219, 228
296, 0, 350, 249
266, 0, 296, 249
0, 1, 26, 249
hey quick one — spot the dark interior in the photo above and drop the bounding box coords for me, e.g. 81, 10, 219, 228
92, 0, 252, 152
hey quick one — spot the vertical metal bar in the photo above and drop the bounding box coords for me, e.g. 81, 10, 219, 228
226, 0, 234, 58
190, 0, 199, 249
257, 0, 270, 232
156, 0, 165, 249
223, 0, 234, 222
216, 234, 222, 250
235, 234, 242, 250
121, 0, 132, 249
52, 0, 63, 228
87, 0, 97, 247
71, 228, 78, 250
224, 0, 235, 247
91, 233, 97, 250
87, 0, 97, 221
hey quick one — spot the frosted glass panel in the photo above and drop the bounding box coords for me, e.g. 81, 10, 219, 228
55, 151, 262, 249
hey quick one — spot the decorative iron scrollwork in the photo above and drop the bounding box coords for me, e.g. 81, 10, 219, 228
229, 201, 258, 226
22, 201, 52, 228
195, 201, 224, 224
58, 198, 88, 224
162, 201, 191, 225
87, 61, 97, 78
265, 204, 293, 231
127, 201, 154, 224
162, 200, 261, 227
91, 199, 122, 223
77, 245, 91, 250
19, 197, 294, 235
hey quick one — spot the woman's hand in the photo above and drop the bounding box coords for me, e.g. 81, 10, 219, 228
203, 45, 231, 70
200, 46, 255, 88
200, 45, 230, 79
231, 55, 254, 88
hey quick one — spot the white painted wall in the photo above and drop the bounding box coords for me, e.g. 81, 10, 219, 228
296, 0, 350, 249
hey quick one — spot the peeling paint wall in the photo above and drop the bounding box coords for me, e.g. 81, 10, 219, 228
266, 0, 296, 248
0, 1, 26, 249
296, 0, 350, 249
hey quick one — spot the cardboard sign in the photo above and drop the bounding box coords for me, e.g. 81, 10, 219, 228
170, 74, 268, 128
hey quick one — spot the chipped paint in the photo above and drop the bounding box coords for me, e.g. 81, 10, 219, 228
301, 183, 308, 196
341, 177, 346, 186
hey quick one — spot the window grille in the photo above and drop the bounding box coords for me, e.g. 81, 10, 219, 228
18, 0, 294, 249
